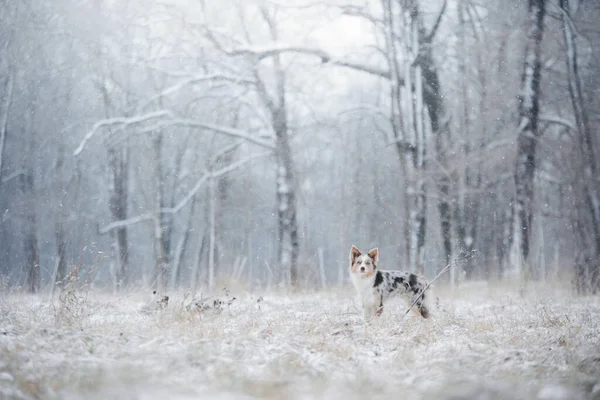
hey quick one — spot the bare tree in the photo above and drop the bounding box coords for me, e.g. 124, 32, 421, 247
511, 0, 546, 280
560, 0, 600, 293
201, 4, 300, 285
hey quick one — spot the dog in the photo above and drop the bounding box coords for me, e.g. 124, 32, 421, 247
349, 245, 431, 320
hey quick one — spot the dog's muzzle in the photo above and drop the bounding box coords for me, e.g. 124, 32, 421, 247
360, 266, 365, 272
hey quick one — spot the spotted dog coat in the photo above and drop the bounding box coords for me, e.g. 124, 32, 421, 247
349, 245, 430, 320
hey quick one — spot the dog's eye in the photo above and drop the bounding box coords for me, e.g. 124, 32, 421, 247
366, 260, 371, 265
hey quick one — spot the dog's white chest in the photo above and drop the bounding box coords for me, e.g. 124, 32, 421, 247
350, 273, 375, 303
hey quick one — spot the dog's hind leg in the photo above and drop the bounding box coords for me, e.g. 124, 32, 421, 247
409, 290, 430, 319
406, 273, 431, 318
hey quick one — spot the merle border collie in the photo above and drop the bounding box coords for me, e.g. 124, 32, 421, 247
349, 245, 431, 320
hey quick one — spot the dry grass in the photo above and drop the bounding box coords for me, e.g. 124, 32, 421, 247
0, 281, 599, 400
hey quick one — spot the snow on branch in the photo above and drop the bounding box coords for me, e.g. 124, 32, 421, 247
161, 172, 209, 216
99, 213, 156, 234
203, 26, 391, 80
539, 114, 577, 131
75, 112, 275, 155
164, 151, 270, 214
168, 119, 275, 150
140, 73, 256, 111
227, 44, 391, 79
73, 110, 173, 156
99, 152, 270, 233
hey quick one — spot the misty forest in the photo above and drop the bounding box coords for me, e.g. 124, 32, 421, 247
1, 0, 600, 399
1, 0, 599, 294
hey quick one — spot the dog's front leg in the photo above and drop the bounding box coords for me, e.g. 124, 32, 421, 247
361, 292, 378, 321
362, 302, 375, 320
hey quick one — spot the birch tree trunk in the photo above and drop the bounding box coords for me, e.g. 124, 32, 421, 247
382, 0, 440, 274
257, 7, 300, 286
153, 132, 169, 291
560, 0, 600, 293
274, 107, 299, 285
511, 0, 546, 281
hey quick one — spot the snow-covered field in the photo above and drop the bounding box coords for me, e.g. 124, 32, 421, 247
1, 281, 599, 400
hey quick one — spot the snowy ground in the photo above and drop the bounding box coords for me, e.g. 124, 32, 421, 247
1, 281, 600, 400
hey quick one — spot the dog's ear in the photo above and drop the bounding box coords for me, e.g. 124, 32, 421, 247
350, 245, 361, 263
368, 247, 379, 264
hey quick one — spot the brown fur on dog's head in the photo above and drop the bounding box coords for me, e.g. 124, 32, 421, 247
349, 245, 379, 277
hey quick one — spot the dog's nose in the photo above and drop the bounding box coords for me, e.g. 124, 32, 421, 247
360, 266, 365, 272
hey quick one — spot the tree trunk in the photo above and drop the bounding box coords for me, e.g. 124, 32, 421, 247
22, 171, 40, 293
152, 133, 169, 292
560, 0, 600, 293
499, 200, 513, 279
255, 7, 300, 287
172, 198, 194, 288
55, 220, 67, 286
381, 0, 431, 274
511, 0, 546, 281
413, 0, 455, 275
422, 49, 451, 273
53, 142, 74, 289
412, 9, 427, 276
274, 108, 299, 286
455, 0, 478, 279
207, 175, 216, 290
0, 73, 13, 182
107, 145, 129, 289
191, 227, 207, 293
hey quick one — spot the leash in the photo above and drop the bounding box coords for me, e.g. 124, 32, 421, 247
401, 249, 479, 319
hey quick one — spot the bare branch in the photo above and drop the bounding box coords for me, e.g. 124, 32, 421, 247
1, 169, 25, 184
236, 44, 391, 79
539, 114, 577, 131
168, 119, 275, 149
425, 0, 448, 42
165, 151, 270, 214
73, 110, 173, 156
99, 152, 270, 233
99, 213, 156, 234
162, 172, 209, 216
203, 30, 392, 80
139, 73, 256, 111
341, 5, 383, 26
81, 113, 275, 154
